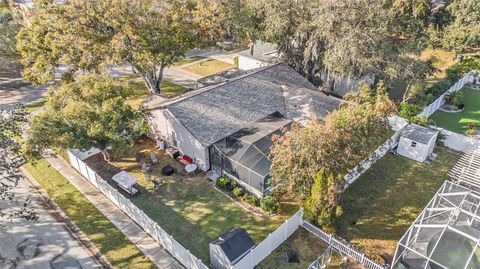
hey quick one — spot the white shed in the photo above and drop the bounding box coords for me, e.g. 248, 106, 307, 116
209, 227, 255, 269
397, 124, 439, 162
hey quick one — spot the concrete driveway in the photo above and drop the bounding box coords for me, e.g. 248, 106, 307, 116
0, 178, 102, 269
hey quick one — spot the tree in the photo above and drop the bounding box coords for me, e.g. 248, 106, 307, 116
25, 75, 148, 160
0, 1, 20, 64
443, 0, 480, 53
270, 83, 396, 199
246, 0, 433, 89
1, 105, 37, 221
304, 169, 343, 231
17, 0, 224, 94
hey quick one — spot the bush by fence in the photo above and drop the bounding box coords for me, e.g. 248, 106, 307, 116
418, 71, 475, 118
67, 149, 209, 269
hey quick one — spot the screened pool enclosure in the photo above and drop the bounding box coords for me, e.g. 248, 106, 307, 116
392, 181, 480, 269
209, 113, 291, 196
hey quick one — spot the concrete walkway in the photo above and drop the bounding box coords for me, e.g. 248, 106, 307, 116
44, 155, 184, 269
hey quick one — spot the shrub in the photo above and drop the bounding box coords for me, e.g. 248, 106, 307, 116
242, 195, 259, 206
233, 56, 239, 68
409, 116, 431, 126
216, 176, 237, 191
232, 187, 244, 197
398, 102, 422, 119
260, 196, 280, 213
216, 176, 231, 190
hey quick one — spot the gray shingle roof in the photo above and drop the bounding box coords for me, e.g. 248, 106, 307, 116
158, 64, 341, 146
401, 124, 439, 144
210, 227, 255, 264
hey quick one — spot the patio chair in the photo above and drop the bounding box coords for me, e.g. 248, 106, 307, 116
152, 179, 164, 190
150, 152, 158, 165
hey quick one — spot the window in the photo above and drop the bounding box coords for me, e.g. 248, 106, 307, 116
411, 141, 417, 148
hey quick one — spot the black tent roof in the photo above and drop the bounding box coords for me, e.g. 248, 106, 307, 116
210, 227, 255, 264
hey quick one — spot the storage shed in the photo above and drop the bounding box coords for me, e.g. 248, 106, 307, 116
397, 124, 439, 162
209, 227, 255, 269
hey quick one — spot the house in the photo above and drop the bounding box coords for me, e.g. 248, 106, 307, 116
147, 63, 341, 197
236, 41, 373, 96
397, 124, 439, 162
209, 227, 255, 269
392, 181, 480, 269
237, 41, 280, 70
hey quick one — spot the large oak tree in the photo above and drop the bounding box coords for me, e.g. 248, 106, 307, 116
17, 0, 224, 94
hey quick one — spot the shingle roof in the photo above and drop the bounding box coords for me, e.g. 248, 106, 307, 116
156, 64, 341, 146
210, 227, 255, 264
401, 124, 439, 144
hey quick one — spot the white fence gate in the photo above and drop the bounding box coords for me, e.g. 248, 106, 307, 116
418, 71, 475, 117
229, 209, 304, 269
67, 150, 209, 269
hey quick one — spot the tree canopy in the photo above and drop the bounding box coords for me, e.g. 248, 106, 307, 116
0, 105, 37, 221
25, 75, 148, 159
240, 0, 435, 89
442, 0, 480, 53
17, 0, 225, 94
270, 83, 396, 228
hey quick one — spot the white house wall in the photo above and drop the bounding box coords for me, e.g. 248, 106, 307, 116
148, 109, 209, 171
237, 56, 271, 71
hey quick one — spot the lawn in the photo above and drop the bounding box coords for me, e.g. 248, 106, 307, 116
335, 147, 461, 264
85, 138, 297, 263
23, 159, 157, 269
173, 56, 205, 66
256, 228, 328, 269
120, 78, 187, 107
181, 59, 235, 77
430, 87, 480, 134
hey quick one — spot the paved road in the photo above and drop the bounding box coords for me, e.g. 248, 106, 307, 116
0, 83, 49, 110
0, 178, 102, 269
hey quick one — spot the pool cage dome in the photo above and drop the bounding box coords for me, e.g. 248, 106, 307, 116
209, 113, 291, 197
392, 181, 480, 269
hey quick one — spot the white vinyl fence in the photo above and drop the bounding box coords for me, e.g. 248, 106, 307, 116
67, 150, 209, 269
302, 221, 387, 269
431, 127, 480, 152
344, 116, 408, 187
418, 71, 475, 117
229, 209, 304, 269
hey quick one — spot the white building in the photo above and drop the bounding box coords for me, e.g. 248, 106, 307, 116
397, 124, 439, 162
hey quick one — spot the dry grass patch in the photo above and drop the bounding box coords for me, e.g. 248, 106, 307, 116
181, 59, 234, 77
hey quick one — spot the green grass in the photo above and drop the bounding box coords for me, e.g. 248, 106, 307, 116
173, 56, 205, 66
257, 228, 328, 269
23, 159, 157, 269
119, 79, 187, 107
430, 88, 480, 134
181, 59, 235, 77
86, 139, 297, 263
335, 147, 461, 264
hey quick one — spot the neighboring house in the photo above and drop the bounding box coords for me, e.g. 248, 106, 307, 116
147, 63, 341, 197
209, 227, 255, 269
237, 41, 279, 70
236, 41, 373, 97
397, 124, 439, 162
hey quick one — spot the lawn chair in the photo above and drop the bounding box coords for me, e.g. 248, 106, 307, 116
150, 152, 158, 165
152, 179, 164, 190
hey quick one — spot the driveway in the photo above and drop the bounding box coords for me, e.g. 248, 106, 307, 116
0, 178, 102, 269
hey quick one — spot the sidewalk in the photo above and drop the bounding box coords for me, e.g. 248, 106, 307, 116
44, 155, 184, 269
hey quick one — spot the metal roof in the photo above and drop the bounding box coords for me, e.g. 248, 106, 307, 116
237, 41, 279, 63
401, 124, 439, 144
